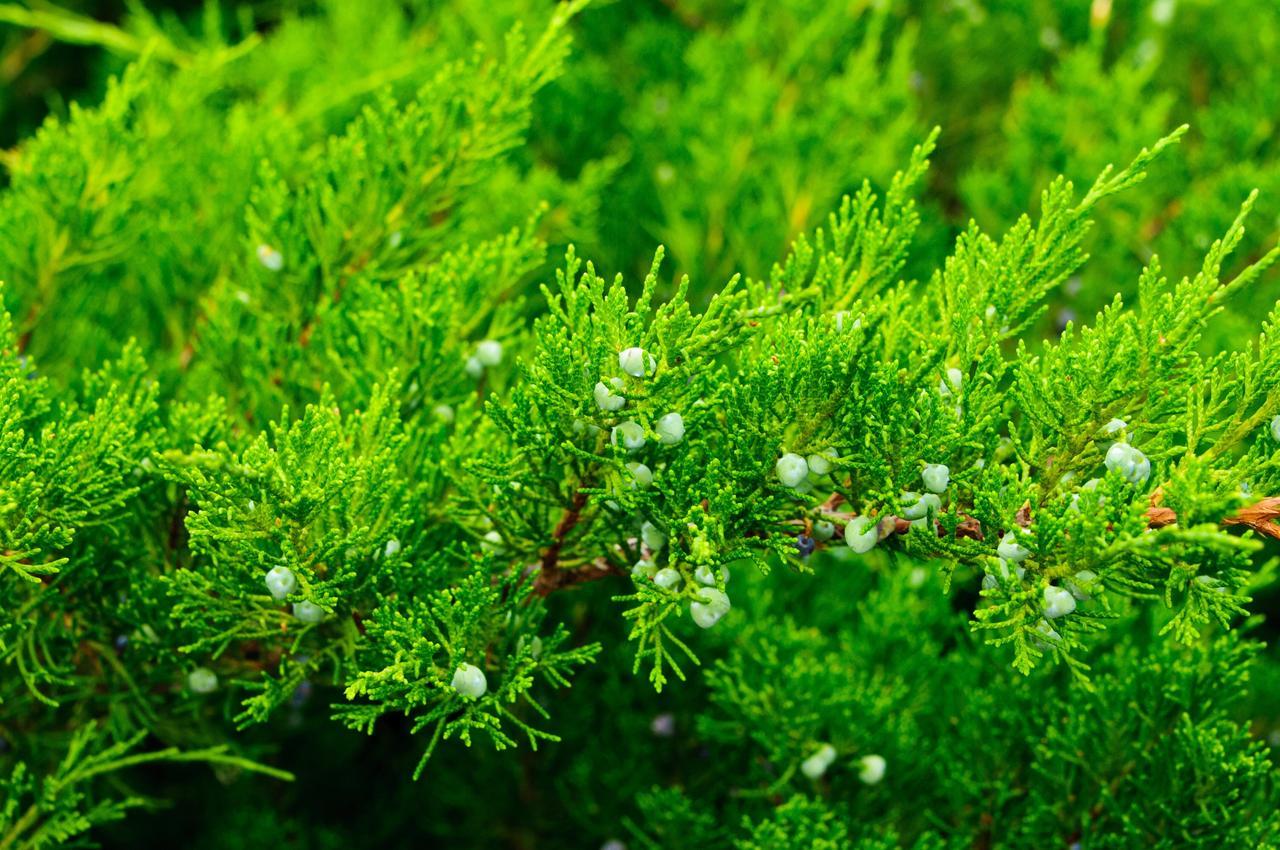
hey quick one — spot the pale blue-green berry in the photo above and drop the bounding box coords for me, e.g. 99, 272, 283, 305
1105, 441, 1150, 485
1104, 418, 1127, 434
1272, 415, 1280, 442
293, 601, 326, 623
640, 521, 666, 551
1130, 452, 1151, 485
650, 713, 676, 737
845, 516, 878, 553
653, 567, 681, 590
1108, 442, 1150, 483
800, 744, 837, 780
265, 565, 297, 601
694, 564, 729, 586
901, 492, 941, 520
1066, 569, 1097, 600
1042, 585, 1076, 619
922, 463, 949, 493
632, 559, 657, 580
601, 841, 627, 850
908, 567, 927, 588
834, 311, 862, 332
1073, 478, 1104, 512
984, 557, 1026, 591
857, 754, 886, 785
997, 531, 1030, 562
593, 380, 625, 411
1194, 574, 1227, 594
388, 230, 403, 248
187, 667, 218, 694
982, 557, 1025, 590
812, 519, 835, 541
806, 447, 838, 475
465, 356, 484, 379
256, 243, 283, 271
626, 461, 653, 488
655, 412, 685, 445
775, 453, 809, 488
999, 557, 1026, 581
451, 663, 487, 699
481, 530, 504, 553
517, 634, 543, 660
433, 404, 454, 423
618, 346, 656, 377
475, 339, 503, 367
690, 587, 731, 628
1032, 619, 1061, 649
939, 367, 963, 397
384, 539, 401, 558
612, 421, 645, 452
572, 418, 601, 437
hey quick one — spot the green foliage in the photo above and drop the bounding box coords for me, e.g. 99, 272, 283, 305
1, 723, 289, 850
3, 0, 1280, 847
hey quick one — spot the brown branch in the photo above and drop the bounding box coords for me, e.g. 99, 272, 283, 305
532, 556, 625, 597
776, 488, 1280, 560
528, 481, 1280, 598
540, 491, 588, 572
166, 492, 190, 560
532, 490, 614, 597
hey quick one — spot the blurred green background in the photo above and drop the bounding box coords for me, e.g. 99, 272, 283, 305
6, 0, 1277, 348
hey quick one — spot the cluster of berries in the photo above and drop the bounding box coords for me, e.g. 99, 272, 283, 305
594, 348, 685, 464
465, 339, 503, 379
632, 519, 731, 629
800, 743, 887, 785
778, 457, 950, 556
263, 565, 327, 623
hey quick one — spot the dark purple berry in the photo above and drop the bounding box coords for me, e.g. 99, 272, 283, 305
291, 680, 313, 707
